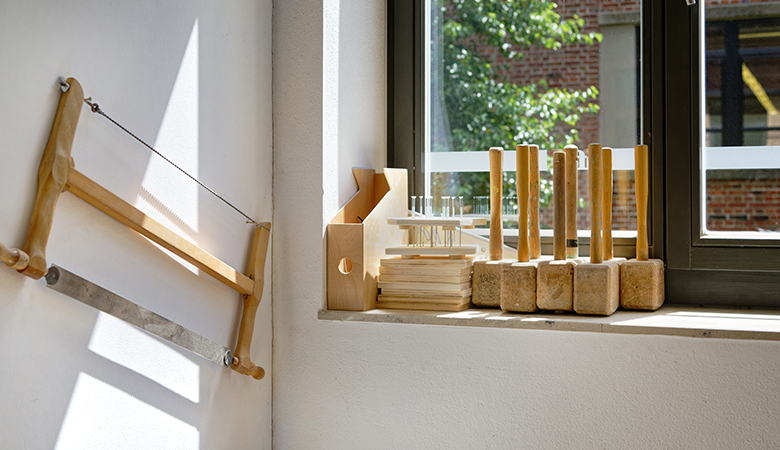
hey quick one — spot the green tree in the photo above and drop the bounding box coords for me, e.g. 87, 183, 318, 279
431, 0, 601, 214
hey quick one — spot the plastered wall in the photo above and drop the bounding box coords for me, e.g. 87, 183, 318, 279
0, 1, 273, 448
272, 1, 780, 449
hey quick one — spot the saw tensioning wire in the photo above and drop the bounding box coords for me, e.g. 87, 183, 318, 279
82, 97, 269, 232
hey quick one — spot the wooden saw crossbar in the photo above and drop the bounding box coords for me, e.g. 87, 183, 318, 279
0, 77, 270, 380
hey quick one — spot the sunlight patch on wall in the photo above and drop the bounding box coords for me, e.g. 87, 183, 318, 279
88, 313, 200, 403
55, 372, 198, 450
138, 18, 200, 236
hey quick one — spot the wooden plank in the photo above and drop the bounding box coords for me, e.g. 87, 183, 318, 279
378, 273, 470, 283
380, 255, 474, 266
66, 169, 254, 295
381, 288, 472, 297
385, 245, 478, 257
376, 300, 470, 312
378, 293, 471, 303
387, 217, 486, 227
378, 280, 471, 292
379, 265, 472, 277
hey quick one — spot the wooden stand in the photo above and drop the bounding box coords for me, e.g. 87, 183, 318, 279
327, 168, 408, 310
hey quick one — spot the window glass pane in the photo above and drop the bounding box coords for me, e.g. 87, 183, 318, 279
428, 0, 641, 237
702, 3, 780, 234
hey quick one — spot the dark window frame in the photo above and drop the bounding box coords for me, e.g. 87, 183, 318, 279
388, 0, 780, 307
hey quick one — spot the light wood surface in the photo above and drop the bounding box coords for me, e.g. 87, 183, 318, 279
0, 242, 29, 270
489, 147, 504, 260
66, 169, 255, 295
588, 143, 603, 264
635, 144, 649, 261
602, 147, 613, 260
529, 144, 541, 259
378, 280, 472, 293
517, 145, 530, 262
387, 217, 486, 227
378, 273, 471, 284
231, 223, 271, 380
20, 77, 84, 279
553, 150, 566, 261
564, 145, 579, 259
376, 299, 470, 312
385, 245, 478, 257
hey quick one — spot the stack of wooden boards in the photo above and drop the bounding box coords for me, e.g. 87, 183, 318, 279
376, 256, 475, 311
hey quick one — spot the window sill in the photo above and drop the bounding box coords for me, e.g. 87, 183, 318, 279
318, 305, 780, 341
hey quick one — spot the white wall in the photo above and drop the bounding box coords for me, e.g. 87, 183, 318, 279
0, 1, 273, 448
273, 2, 780, 449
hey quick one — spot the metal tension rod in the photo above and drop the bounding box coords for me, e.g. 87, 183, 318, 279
0, 77, 270, 380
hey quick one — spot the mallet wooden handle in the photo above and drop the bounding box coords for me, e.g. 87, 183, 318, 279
489, 147, 504, 260
553, 150, 565, 260
232, 223, 271, 380
529, 144, 541, 259
564, 145, 579, 258
589, 144, 603, 264
602, 147, 613, 260
0, 242, 30, 270
517, 145, 530, 262
20, 77, 84, 279
635, 144, 649, 261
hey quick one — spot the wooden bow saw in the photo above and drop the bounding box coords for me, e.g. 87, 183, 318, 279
0, 77, 270, 380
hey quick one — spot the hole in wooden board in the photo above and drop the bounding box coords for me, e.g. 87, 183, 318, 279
338, 257, 353, 274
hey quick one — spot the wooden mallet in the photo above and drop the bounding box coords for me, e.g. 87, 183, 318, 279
472, 147, 505, 307
620, 144, 664, 310
537, 149, 578, 311
500, 144, 537, 312
564, 145, 579, 259
573, 143, 620, 315
529, 144, 541, 260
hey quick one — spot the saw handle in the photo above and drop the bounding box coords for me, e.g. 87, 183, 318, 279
231, 222, 271, 380
20, 77, 84, 279
0, 242, 30, 270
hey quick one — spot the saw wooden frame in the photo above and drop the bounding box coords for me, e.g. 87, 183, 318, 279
0, 77, 270, 380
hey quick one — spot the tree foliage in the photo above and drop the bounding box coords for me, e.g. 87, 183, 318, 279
432, 0, 601, 208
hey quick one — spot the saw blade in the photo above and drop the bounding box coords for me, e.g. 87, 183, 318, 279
45, 265, 233, 367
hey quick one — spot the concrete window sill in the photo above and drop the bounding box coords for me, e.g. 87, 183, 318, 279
318, 306, 780, 341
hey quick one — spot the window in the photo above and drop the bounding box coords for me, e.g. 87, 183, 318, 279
389, 0, 780, 306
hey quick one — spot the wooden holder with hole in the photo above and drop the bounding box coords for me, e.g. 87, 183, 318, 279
327, 168, 408, 310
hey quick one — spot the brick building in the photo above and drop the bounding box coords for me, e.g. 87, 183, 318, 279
495, 0, 780, 232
